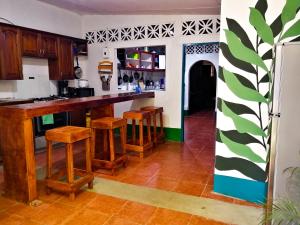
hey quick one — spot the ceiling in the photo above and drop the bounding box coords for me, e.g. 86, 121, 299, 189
36, 0, 221, 15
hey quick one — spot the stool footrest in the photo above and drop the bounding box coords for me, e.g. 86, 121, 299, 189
46, 169, 94, 193
92, 155, 127, 170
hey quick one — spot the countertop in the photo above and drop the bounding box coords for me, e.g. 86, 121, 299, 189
0, 92, 155, 119
0, 98, 34, 106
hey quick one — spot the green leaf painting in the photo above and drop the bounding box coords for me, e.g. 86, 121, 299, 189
224, 29, 269, 72
226, 18, 255, 51
281, 0, 300, 26
223, 68, 268, 103
281, 19, 300, 40
220, 131, 265, 163
250, 7, 274, 45
222, 100, 267, 137
217, 0, 300, 184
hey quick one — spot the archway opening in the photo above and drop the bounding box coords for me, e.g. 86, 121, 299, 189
188, 60, 217, 114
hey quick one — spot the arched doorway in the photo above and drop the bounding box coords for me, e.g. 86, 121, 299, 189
188, 60, 216, 114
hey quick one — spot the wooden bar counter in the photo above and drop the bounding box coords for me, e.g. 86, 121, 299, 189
0, 92, 154, 203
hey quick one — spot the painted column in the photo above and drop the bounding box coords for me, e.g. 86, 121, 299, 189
214, 0, 300, 203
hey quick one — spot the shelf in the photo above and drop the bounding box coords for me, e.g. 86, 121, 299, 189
121, 67, 165, 72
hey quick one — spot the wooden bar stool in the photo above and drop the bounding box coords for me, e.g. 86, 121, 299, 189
45, 126, 94, 200
123, 110, 153, 158
141, 106, 165, 145
90, 117, 127, 175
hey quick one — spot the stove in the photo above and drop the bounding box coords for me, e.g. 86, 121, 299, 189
32, 95, 69, 102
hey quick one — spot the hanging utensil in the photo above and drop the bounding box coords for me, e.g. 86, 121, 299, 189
74, 56, 82, 79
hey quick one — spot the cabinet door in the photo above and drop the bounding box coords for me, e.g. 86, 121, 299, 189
21, 30, 40, 57
0, 26, 22, 80
59, 38, 74, 80
41, 34, 57, 58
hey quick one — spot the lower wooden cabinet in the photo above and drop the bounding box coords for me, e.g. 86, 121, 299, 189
0, 25, 23, 80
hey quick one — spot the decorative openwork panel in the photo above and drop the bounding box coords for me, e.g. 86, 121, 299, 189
198, 19, 213, 35
85, 16, 219, 44
108, 29, 119, 42
147, 25, 160, 39
185, 43, 219, 55
121, 27, 132, 41
96, 30, 106, 43
182, 21, 196, 36
216, 19, 220, 33
161, 23, 174, 38
85, 32, 95, 44
133, 26, 146, 40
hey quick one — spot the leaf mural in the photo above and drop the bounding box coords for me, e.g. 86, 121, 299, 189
220, 43, 256, 74
220, 131, 265, 163
218, 98, 258, 117
222, 100, 267, 137
216, 129, 263, 146
226, 18, 255, 51
255, 0, 268, 17
223, 68, 268, 103
219, 67, 256, 90
281, 19, 300, 40
262, 49, 273, 60
259, 74, 270, 83
215, 156, 267, 182
224, 29, 269, 72
250, 7, 274, 45
281, 0, 300, 26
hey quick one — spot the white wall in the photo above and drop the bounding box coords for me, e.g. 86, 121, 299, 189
82, 15, 219, 128
0, 0, 83, 98
184, 49, 219, 110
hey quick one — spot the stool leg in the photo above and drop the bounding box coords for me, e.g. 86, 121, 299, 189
85, 137, 93, 189
46, 140, 53, 179
159, 112, 164, 139
103, 130, 108, 160
109, 129, 115, 175
139, 119, 144, 159
147, 117, 152, 145
91, 128, 96, 160
120, 125, 127, 168
46, 140, 52, 194
66, 143, 74, 200
153, 113, 157, 145
132, 119, 136, 145
120, 126, 126, 155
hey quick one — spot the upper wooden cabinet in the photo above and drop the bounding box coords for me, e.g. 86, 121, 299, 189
0, 25, 23, 80
49, 37, 74, 80
22, 30, 57, 58
0, 22, 87, 80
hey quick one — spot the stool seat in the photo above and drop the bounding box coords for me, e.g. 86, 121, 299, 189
123, 110, 151, 120
91, 117, 127, 175
46, 126, 91, 143
140, 106, 163, 114
45, 126, 94, 200
91, 117, 127, 129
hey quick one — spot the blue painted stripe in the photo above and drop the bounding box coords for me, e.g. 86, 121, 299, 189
214, 174, 267, 204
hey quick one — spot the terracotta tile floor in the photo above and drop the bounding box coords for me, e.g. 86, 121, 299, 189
0, 110, 259, 224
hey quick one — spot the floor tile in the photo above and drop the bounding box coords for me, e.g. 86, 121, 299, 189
173, 181, 206, 196
104, 214, 142, 225
146, 175, 178, 191
63, 208, 109, 225
117, 201, 156, 224
87, 194, 126, 214
189, 215, 231, 225
147, 208, 191, 225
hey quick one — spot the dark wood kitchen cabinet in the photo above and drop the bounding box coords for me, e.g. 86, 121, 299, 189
49, 37, 74, 80
22, 30, 57, 58
0, 25, 23, 80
